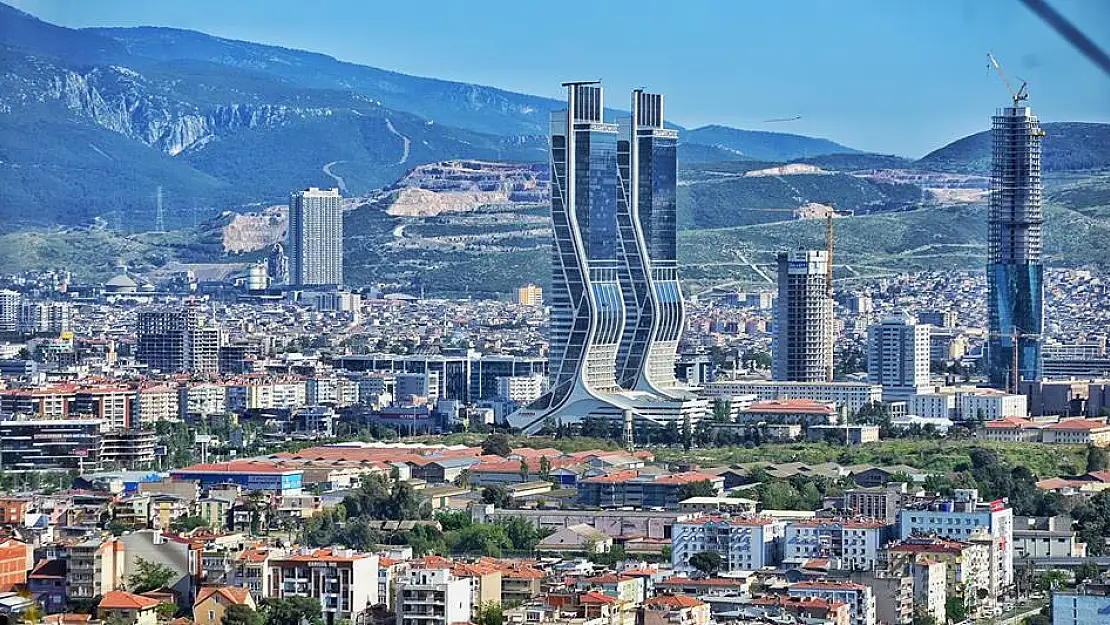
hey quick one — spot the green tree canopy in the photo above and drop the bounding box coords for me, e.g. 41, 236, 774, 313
222, 604, 262, 625
260, 597, 323, 625
677, 480, 717, 500
127, 558, 176, 593
689, 551, 723, 577
481, 433, 512, 457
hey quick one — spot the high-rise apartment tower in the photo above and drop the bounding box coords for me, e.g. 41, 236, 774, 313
867, 312, 931, 399
288, 187, 343, 287
773, 251, 834, 382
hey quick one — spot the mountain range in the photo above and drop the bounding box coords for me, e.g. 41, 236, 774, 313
0, 1, 892, 231
1, 2, 1110, 294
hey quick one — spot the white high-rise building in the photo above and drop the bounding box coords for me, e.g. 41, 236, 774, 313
18, 302, 72, 335
0, 290, 19, 333
773, 251, 834, 382
289, 187, 343, 287
867, 312, 931, 400
496, 375, 545, 405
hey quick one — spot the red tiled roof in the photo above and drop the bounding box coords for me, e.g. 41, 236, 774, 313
100, 591, 161, 610
790, 581, 866, 591
658, 577, 747, 587
643, 595, 706, 609
579, 591, 617, 605
173, 461, 299, 475
984, 417, 1037, 429
195, 586, 252, 607
1046, 419, 1110, 431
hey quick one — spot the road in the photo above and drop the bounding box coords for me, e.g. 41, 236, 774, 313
384, 118, 411, 165
322, 160, 348, 194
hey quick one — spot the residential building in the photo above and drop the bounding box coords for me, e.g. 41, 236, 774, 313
867, 312, 931, 399
269, 549, 378, 624
640, 595, 710, 625
67, 538, 124, 603
844, 483, 908, 524
907, 392, 956, 420
748, 595, 851, 625
136, 307, 220, 374
395, 568, 471, 625
515, 284, 543, 306
1012, 516, 1087, 559
28, 559, 67, 614
787, 582, 876, 625
289, 187, 343, 287
783, 519, 887, 570
17, 302, 71, 335
0, 498, 30, 525
910, 561, 947, 625
773, 250, 834, 382
0, 290, 18, 333
898, 489, 1013, 597
842, 571, 911, 625
671, 516, 784, 574
987, 101, 1044, 390
577, 471, 724, 510
495, 375, 545, 405
884, 536, 992, 617
101, 429, 157, 470
0, 539, 31, 592
193, 586, 256, 625
98, 591, 161, 625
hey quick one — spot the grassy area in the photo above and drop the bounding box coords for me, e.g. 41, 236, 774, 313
653, 439, 1087, 477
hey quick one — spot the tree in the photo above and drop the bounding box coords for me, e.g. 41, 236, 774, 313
170, 515, 209, 533
474, 602, 504, 625
155, 603, 179, 621
519, 459, 530, 482
260, 598, 323, 625
435, 510, 472, 532
688, 551, 723, 577
1086, 445, 1109, 473
1074, 562, 1102, 584
910, 605, 936, 625
538, 455, 551, 478
128, 557, 176, 593
1037, 569, 1069, 592
499, 517, 542, 552
945, 597, 967, 624
481, 485, 511, 508
222, 604, 262, 625
481, 433, 512, 457
447, 524, 512, 557
677, 480, 717, 501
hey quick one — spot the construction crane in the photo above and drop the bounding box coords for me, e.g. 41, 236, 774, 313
825, 212, 835, 298
987, 52, 1028, 106
989, 327, 1041, 394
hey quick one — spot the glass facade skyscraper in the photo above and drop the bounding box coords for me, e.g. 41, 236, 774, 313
616, 90, 685, 394
987, 104, 1044, 390
510, 83, 706, 435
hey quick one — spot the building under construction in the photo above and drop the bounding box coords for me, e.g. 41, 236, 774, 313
987, 102, 1045, 390
773, 250, 834, 382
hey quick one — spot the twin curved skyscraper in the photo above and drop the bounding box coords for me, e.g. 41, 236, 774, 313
510, 83, 706, 434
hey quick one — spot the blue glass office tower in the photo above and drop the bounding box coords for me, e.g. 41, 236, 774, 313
510, 83, 705, 434
616, 90, 685, 395
987, 104, 1044, 391
523, 82, 624, 423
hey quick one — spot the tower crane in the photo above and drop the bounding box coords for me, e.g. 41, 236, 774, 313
987, 53, 1029, 106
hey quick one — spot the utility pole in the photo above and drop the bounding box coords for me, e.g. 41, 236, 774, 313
155, 185, 165, 232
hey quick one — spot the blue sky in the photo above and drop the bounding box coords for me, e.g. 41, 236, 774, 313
10, 0, 1110, 156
